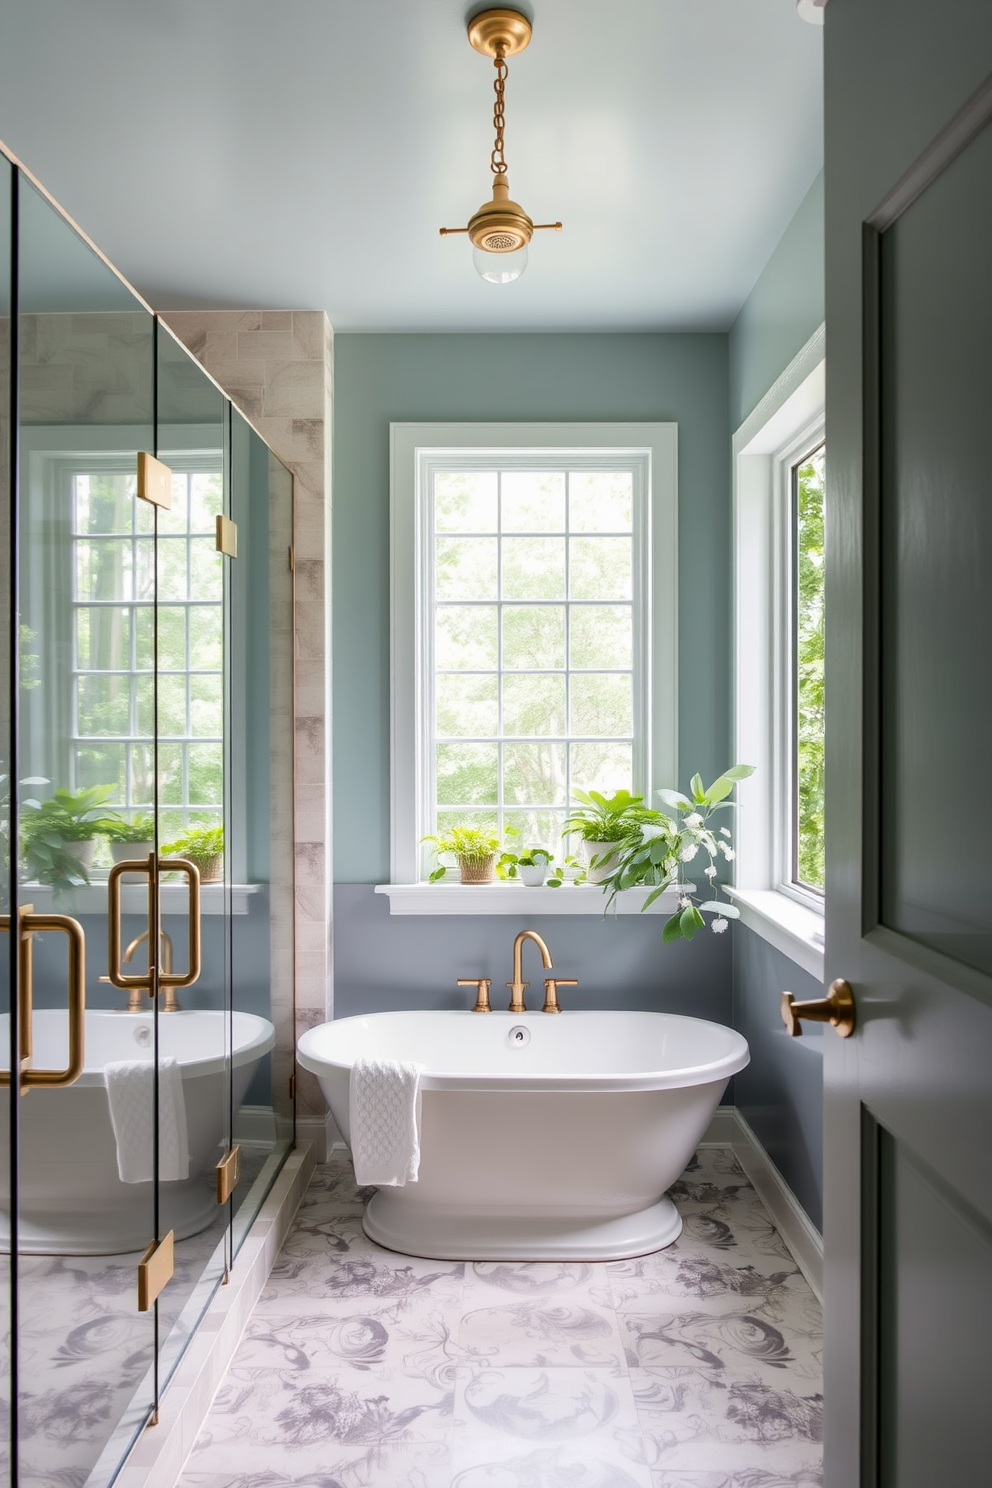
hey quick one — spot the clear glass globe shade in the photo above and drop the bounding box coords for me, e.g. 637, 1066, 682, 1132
473, 243, 528, 284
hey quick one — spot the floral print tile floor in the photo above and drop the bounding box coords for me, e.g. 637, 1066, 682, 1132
180, 1148, 823, 1488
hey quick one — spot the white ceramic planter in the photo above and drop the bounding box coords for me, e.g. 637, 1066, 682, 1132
581, 839, 622, 884
517, 863, 548, 886
109, 839, 155, 865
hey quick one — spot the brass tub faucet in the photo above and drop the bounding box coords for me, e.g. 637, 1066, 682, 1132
506, 929, 578, 1013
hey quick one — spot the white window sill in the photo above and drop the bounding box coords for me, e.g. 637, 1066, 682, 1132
374, 883, 693, 916
18, 882, 263, 917
725, 886, 824, 981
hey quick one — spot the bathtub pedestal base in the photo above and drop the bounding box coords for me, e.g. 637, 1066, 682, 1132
363, 1190, 683, 1262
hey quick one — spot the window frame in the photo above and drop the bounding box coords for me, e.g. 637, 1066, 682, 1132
389, 422, 678, 887
19, 424, 246, 883
732, 330, 826, 975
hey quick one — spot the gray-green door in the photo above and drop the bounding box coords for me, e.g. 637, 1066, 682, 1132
824, 21, 992, 1488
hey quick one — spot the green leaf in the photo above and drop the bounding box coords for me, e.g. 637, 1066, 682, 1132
690, 774, 705, 803
428, 867, 446, 883
662, 914, 684, 943
641, 884, 667, 912
698, 901, 740, 918
722, 764, 756, 781
546, 877, 562, 887
703, 775, 736, 803
656, 788, 692, 812
681, 904, 705, 940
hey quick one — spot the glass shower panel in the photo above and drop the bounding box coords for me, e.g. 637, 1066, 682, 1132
229, 412, 295, 1254
14, 177, 157, 1488
153, 327, 230, 1390
0, 149, 13, 1488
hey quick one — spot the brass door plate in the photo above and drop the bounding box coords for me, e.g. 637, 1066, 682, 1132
215, 515, 238, 557
138, 1230, 174, 1312
216, 1145, 241, 1205
137, 452, 173, 510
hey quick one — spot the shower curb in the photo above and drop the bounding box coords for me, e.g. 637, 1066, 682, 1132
112, 1142, 316, 1488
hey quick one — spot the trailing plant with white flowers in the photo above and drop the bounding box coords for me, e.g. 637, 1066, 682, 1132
595, 764, 755, 942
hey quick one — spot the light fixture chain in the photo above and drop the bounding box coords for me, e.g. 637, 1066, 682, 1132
490, 49, 508, 175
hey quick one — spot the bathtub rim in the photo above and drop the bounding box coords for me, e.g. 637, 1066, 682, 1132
297, 1008, 749, 1094
0, 1008, 275, 1087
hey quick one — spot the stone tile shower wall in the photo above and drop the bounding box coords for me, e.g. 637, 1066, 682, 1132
162, 311, 333, 1131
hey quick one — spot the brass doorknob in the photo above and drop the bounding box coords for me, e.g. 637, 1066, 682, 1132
781, 978, 856, 1039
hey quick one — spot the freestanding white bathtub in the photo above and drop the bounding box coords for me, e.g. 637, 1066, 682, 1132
297, 1009, 749, 1261
0, 1009, 275, 1254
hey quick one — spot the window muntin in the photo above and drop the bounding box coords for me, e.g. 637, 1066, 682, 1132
424, 463, 646, 867
790, 442, 825, 894
70, 462, 224, 845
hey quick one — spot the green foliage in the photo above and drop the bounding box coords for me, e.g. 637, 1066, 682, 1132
593, 766, 756, 943
562, 789, 656, 844
99, 813, 156, 843
161, 824, 224, 863
20, 785, 122, 890
796, 451, 825, 890
422, 825, 501, 882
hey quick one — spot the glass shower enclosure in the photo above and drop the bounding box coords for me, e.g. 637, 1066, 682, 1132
0, 148, 297, 1488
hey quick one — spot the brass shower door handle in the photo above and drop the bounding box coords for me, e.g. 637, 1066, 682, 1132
0, 907, 86, 1089
107, 854, 156, 992
781, 978, 856, 1039
108, 854, 202, 995
157, 858, 201, 989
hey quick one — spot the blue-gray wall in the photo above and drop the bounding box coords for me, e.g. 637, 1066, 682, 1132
733, 927, 824, 1229
728, 171, 824, 430
728, 175, 826, 1231
332, 332, 733, 1022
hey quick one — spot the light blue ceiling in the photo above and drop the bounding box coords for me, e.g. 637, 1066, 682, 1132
0, 0, 823, 332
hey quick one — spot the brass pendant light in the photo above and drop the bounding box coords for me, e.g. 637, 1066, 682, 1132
440, 8, 562, 284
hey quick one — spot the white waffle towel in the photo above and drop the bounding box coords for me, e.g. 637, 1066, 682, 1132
104, 1056, 190, 1184
349, 1057, 424, 1187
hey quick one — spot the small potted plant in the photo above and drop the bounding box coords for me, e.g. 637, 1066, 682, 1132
161, 824, 225, 882
20, 784, 122, 890
422, 825, 503, 884
515, 848, 553, 886
563, 789, 659, 884
100, 813, 156, 865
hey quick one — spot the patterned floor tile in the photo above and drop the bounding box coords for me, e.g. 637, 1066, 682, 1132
458, 1293, 626, 1369
179, 1438, 452, 1487
449, 1435, 653, 1487
179, 1150, 823, 1488
631, 1365, 822, 1473
452, 1364, 642, 1449
619, 1306, 821, 1380
650, 1469, 822, 1488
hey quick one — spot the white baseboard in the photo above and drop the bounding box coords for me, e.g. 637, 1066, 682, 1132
731, 1109, 823, 1300
698, 1104, 736, 1147
295, 1111, 342, 1162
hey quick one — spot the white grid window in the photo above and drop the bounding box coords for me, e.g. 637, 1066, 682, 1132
428, 466, 645, 854
71, 463, 224, 843
388, 423, 678, 888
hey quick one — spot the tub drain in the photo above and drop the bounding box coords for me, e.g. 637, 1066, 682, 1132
508, 1024, 530, 1046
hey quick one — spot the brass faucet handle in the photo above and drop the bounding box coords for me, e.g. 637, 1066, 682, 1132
542, 976, 577, 1013
457, 977, 493, 1013
506, 980, 529, 1014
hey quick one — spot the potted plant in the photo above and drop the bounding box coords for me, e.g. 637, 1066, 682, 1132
422, 825, 503, 884
563, 789, 659, 884
161, 824, 225, 882
593, 765, 755, 941
100, 813, 156, 865
498, 847, 553, 886
20, 784, 122, 890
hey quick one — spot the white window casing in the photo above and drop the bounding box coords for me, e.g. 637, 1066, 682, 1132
732, 329, 826, 978
387, 422, 678, 899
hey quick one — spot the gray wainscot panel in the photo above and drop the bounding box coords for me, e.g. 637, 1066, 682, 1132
733, 922, 824, 1231
334, 884, 732, 1028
